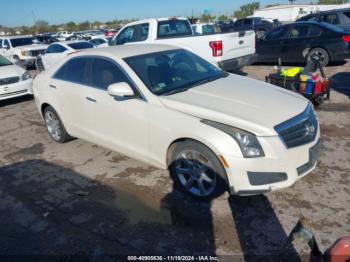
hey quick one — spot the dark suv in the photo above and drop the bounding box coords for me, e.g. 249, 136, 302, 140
297, 8, 350, 31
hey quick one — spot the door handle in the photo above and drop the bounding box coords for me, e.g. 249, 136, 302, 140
49, 84, 56, 89
86, 96, 97, 103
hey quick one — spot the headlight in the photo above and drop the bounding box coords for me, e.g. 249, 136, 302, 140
201, 120, 265, 158
21, 71, 32, 81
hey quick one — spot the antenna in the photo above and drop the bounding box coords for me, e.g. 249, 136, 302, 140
31, 10, 36, 25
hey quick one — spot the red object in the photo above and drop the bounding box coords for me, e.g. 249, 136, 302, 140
326, 237, 350, 262
342, 35, 350, 43
209, 41, 223, 57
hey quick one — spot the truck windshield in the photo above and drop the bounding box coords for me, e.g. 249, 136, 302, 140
157, 19, 193, 39
0, 55, 12, 66
124, 49, 227, 96
10, 37, 34, 47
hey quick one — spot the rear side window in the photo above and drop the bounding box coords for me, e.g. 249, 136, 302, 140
91, 58, 129, 90
54, 57, 91, 84
157, 20, 192, 39
244, 19, 253, 26
320, 14, 339, 25
116, 23, 149, 45
67, 42, 94, 50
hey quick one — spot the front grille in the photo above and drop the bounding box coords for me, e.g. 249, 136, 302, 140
0, 76, 20, 86
275, 104, 318, 148
30, 49, 45, 57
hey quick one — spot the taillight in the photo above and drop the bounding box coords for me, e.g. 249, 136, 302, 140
209, 41, 223, 57
343, 35, 350, 43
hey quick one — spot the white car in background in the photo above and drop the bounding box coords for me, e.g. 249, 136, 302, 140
0, 55, 32, 101
37, 40, 95, 70
54, 31, 73, 41
89, 38, 109, 48
82, 30, 105, 40
33, 45, 321, 199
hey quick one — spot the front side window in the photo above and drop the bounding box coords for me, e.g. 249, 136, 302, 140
124, 49, 226, 96
116, 23, 149, 45
157, 20, 192, 39
116, 26, 136, 45
46, 44, 67, 54
289, 25, 309, 39
10, 37, 34, 47
265, 27, 288, 40
91, 58, 129, 90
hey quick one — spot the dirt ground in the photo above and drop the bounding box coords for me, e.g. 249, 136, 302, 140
0, 60, 349, 261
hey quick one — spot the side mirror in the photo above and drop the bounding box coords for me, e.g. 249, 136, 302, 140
107, 82, 135, 98
3, 44, 9, 50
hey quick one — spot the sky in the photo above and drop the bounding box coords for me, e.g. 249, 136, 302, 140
1, 0, 298, 27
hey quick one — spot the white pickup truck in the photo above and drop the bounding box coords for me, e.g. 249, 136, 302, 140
112, 17, 256, 71
0, 36, 48, 69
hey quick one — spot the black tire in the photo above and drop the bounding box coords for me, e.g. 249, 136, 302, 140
43, 106, 72, 143
307, 48, 329, 67
169, 140, 229, 200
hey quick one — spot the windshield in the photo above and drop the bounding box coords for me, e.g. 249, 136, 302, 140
10, 37, 34, 47
67, 42, 95, 50
124, 49, 227, 96
0, 55, 12, 66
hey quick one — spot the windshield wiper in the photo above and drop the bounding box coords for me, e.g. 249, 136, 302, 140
161, 87, 190, 96
190, 75, 223, 88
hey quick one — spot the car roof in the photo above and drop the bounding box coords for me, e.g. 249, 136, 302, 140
71, 44, 179, 59
50, 40, 91, 47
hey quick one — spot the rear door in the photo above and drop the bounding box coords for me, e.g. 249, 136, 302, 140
280, 24, 323, 63
49, 57, 95, 139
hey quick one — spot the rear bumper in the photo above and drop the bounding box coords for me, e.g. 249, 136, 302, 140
218, 53, 257, 71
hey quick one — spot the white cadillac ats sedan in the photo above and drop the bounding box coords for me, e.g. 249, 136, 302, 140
33, 44, 321, 199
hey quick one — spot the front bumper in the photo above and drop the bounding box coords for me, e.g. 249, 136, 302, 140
223, 128, 321, 195
218, 53, 257, 71
0, 79, 33, 101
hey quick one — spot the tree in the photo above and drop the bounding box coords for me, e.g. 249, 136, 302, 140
66, 21, 76, 31
78, 21, 91, 31
318, 0, 349, 3
199, 13, 216, 23
35, 20, 49, 33
234, 2, 260, 19
218, 15, 229, 21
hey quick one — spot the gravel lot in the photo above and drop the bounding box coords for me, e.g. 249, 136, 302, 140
0, 60, 349, 261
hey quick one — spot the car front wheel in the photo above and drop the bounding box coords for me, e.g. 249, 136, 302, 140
169, 140, 228, 200
43, 106, 72, 143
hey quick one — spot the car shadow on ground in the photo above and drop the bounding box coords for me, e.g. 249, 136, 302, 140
0, 159, 300, 261
329, 72, 350, 98
0, 95, 33, 107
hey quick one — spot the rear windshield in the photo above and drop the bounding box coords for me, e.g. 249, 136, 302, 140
0, 55, 12, 66
10, 37, 34, 47
67, 42, 95, 50
157, 19, 193, 39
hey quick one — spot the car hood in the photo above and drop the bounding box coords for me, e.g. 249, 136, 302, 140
0, 64, 24, 78
18, 44, 48, 51
159, 74, 309, 136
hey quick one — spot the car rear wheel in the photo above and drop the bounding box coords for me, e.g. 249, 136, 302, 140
307, 48, 329, 67
43, 106, 72, 143
169, 140, 228, 200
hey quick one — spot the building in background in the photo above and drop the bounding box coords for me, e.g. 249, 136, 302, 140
252, 3, 350, 23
